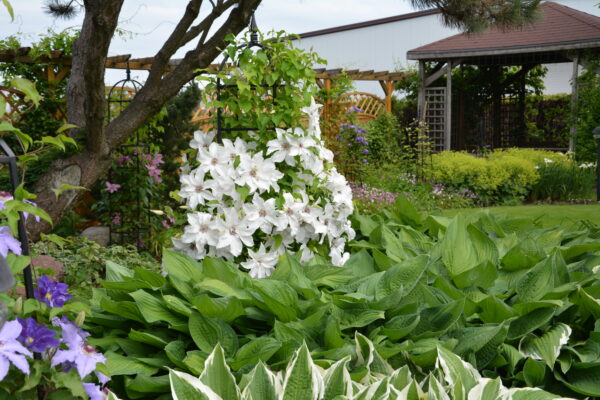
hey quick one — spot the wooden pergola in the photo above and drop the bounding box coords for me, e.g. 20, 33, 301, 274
0, 47, 410, 114
407, 2, 600, 153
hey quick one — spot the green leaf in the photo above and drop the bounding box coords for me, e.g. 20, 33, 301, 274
126, 374, 170, 394
382, 314, 420, 341
252, 279, 299, 322
105, 352, 159, 376
282, 343, 322, 400
200, 344, 241, 400
556, 363, 600, 397
520, 323, 572, 368
130, 289, 187, 327
271, 254, 319, 299
163, 249, 203, 282
189, 312, 239, 356
523, 358, 546, 387
2, 0, 14, 20
128, 329, 168, 348
478, 295, 517, 324
169, 369, 221, 400
507, 307, 556, 340
412, 298, 465, 338
51, 184, 89, 199
11, 78, 41, 106
516, 257, 555, 303
231, 337, 281, 371
242, 362, 279, 400
191, 294, 244, 322
56, 123, 78, 134
163, 295, 193, 317
6, 254, 30, 275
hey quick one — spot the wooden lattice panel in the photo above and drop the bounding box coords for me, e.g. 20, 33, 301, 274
425, 87, 446, 152
339, 92, 385, 123
0, 86, 33, 124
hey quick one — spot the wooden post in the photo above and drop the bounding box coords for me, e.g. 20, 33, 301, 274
385, 80, 393, 113
445, 60, 452, 150
324, 78, 331, 120
418, 61, 426, 121
569, 53, 580, 153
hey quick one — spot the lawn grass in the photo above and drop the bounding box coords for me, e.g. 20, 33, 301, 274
438, 203, 600, 228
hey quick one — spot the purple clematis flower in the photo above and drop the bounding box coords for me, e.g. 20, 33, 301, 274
34, 275, 72, 308
0, 226, 21, 258
83, 383, 108, 400
52, 316, 89, 340
105, 181, 121, 193
0, 320, 32, 380
17, 318, 59, 353
51, 322, 105, 379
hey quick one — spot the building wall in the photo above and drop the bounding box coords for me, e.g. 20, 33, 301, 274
292, 1, 599, 97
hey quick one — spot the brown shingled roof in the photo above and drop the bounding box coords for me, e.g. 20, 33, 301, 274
407, 2, 600, 61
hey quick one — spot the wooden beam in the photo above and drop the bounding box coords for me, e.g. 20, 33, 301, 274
385, 80, 393, 113
315, 79, 324, 89
445, 60, 453, 151
424, 63, 448, 87
418, 61, 426, 122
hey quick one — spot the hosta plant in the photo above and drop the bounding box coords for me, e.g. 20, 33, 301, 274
167, 338, 570, 400
89, 196, 600, 399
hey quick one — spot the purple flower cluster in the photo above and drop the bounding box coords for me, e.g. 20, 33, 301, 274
339, 124, 369, 165
350, 182, 398, 211
17, 317, 59, 353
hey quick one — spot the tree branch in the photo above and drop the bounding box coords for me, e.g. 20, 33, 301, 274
146, 0, 202, 85
181, 0, 237, 46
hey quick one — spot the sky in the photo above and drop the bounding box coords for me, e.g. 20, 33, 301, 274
1, 0, 599, 85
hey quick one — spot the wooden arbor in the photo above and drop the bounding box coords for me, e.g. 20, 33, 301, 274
407, 2, 600, 153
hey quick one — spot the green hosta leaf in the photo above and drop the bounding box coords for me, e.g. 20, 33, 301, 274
507, 307, 556, 340
130, 289, 187, 327
516, 257, 555, 303
242, 362, 280, 400
189, 312, 239, 356
99, 299, 144, 323
555, 363, 600, 397
134, 267, 166, 289
196, 279, 252, 301
191, 294, 245, 322
324, 316, 346, 349
352, 214, 379, 236
163, 249, 203, 282
126, 374, 170, 394
344, 249, 376, 278
375, 254, 428, 300
231, 337, 282, 371
252, 279, 299, 322
322, 358, 352, 400
572, 287, 600, 319
105, 260, 134, 281
509, 387, 570, 400
411, 298, 464, 338
128, 329, 168, 348
390, 192, 422, 228
163, 295, 193, 317
467, 378, 505, 400
478, 295, 517, 324
452, 323, 508, 368
520, 323, 572, 368
200, 344, 241, 400
304, 264, 354, 288
436, 346, 480, 395
165, 340, 189, 370
332, 300, 385, 330
441, 216, 498, 277
502, 236, 545, 271
169, 369, 222, 400
105, 353, 159, 376
523, 358, 546, 387
282, 343, 323, 400
453, 260, 498, 289
271, 254, 319, 299
382, 314, 420, 341
355, 332, 393, 375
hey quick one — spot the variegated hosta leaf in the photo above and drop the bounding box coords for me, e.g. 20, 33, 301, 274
436, 346, 481, 396
467, 378, 509, 400
199, 343, 241, 400
519, 323, 572, 368
169, 369, 222, 400
241, 361, 282, 400
281, 342, 324, 400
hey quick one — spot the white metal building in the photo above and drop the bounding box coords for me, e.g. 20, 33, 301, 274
291, 1, 600, 97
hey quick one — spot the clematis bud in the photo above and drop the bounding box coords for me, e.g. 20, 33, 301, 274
13, 296, 22, 314
75, 310, 86, 327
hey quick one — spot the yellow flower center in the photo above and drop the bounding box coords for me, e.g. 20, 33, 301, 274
45, 293, 53, 300
27, 337, 34, 343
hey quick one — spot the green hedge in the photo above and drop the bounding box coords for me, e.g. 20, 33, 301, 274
428, 149, 595, 205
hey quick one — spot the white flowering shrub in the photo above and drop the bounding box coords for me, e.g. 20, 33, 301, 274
172, 33, 354, 278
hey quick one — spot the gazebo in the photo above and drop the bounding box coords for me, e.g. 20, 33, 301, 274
407, 1, 600, 152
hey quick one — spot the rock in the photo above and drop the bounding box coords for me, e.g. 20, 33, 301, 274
80, 226, 110, 247
31, 255, 65, 281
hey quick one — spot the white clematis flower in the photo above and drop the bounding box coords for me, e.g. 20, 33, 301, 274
235, 153, 284, 194
197, 142, 229, 175
243, 194, 283, 234
215, 207, 255, 257
190, 130, 216, 150
240, 244, 279, 279
180, 212, 219, 248
179, 169, 214, 209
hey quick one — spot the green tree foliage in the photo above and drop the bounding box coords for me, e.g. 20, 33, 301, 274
574, 55, 600, 162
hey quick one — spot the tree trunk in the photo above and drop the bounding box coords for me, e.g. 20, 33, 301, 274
27, 0, 261, 240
